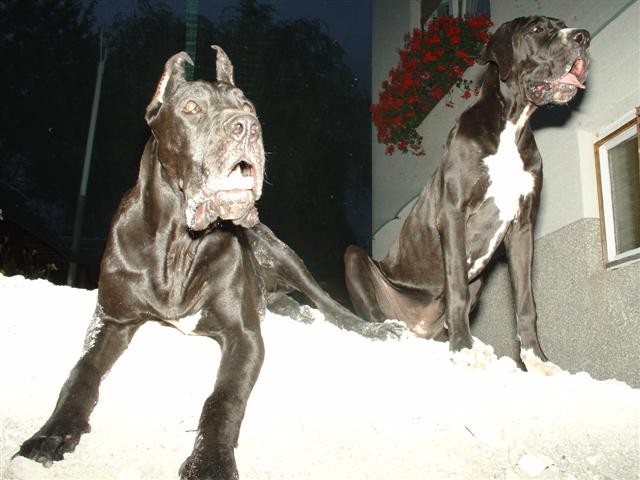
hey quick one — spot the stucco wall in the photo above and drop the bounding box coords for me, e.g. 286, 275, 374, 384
472, 218, 640, 387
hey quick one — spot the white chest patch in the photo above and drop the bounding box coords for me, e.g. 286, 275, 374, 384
483, 111, 535, 222
164, 310, 202, 335
467, 109, 535, 279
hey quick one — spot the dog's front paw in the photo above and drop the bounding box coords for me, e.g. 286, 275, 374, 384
520, 349, 565, 376
179, 446, 238, 480
14, 420, 90, 467
449, 338, 496, 369
363, 318, 411, 341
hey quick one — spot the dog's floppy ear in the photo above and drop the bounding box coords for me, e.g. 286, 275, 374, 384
145, 52, 193, 125
477, 20, 515, 81
212, 45, 235, 86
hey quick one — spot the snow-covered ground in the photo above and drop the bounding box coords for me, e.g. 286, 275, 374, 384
1, 274, 638, 479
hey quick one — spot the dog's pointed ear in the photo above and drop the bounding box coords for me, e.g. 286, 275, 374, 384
145, 52, 194, 125
212, 45, 235, 86
477, 21, 515, 81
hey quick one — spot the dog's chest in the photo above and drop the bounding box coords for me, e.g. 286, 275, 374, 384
466, 119, 535, 278
481, 120, 535, 221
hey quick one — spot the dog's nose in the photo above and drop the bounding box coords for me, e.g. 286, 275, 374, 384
571, 29, 590, 48
227, 114, 260, 143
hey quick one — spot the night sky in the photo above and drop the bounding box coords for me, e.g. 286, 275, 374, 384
90, 0, 372, 93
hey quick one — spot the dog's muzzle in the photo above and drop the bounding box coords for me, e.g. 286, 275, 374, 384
528, 29, 590, 105
530, 56, 589, 104
186, 114, 264, 231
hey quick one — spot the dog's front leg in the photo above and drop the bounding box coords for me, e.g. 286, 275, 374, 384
439, 209, 495, 367
15, 311, 140, 466
246, 224, 407, 340
504, 219, 563, 375
180, 312, 264, 480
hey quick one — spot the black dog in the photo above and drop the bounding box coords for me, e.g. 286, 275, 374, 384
16, 46, 404, 479
345, 17, 590, 373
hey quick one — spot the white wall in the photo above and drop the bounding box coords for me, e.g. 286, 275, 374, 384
371, 0, 640, 258
371, 0, 427, 236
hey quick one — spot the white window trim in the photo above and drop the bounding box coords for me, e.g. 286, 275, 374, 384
594, 109, 640, 269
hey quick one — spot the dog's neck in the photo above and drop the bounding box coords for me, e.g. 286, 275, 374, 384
481, 64, 537, 143
500, 82, 535, 127
133, 139, 188, 234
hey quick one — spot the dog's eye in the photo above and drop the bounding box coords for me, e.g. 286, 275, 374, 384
241, 102, 254, 113
183, 100, 201, 114
531, 25, 544, 34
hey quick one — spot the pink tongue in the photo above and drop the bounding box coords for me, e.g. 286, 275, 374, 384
558, 72, 585, 89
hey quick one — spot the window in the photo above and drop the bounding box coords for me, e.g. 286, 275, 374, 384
594, 108, 640, 268
422, 0, 490, 24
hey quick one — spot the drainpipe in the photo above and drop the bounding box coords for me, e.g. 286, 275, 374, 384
67, 30, 107, 286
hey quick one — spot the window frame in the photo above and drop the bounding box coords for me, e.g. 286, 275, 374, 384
422, 0, 490, 25
594, 108, 640, 269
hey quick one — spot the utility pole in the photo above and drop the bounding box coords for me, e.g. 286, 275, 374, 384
67, 30, 107, 286
185, 0, 199, 80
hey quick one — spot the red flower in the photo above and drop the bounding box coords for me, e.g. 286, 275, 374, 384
423, 50, 439, 62
445, 24, 461, 37
371, 14, 492, 156
468, 14, 491, 30
425, 35, 441, 45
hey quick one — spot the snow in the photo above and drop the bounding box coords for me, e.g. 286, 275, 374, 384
1, 274, 638, 479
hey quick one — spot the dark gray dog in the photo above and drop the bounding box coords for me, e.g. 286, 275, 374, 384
16, 46, 403, 480
345, 17, 590, 373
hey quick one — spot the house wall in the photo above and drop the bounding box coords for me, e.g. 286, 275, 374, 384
370, 0, 640, 386
371, 0, 427, 239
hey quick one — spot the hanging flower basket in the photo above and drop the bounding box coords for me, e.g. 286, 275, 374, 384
371, 14, 492, 156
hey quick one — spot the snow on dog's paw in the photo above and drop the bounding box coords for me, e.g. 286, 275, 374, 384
383, 319, 414, 339
450, 338, 496, 369
366, 319, 411, 341
520, 349, 566, 376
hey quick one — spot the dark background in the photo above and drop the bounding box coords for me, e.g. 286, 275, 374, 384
0, 0, 373, 305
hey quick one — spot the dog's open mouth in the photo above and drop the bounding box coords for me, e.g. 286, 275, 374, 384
209, 160, 256, 192
187, 160, 260, 231
555, 58, 587, 89
530, 57, 588, 104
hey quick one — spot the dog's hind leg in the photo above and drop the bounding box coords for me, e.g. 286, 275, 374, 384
344, 244, 388, 323
15, 311, 141, 466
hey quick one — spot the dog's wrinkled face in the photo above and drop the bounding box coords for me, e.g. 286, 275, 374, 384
145, 47, 265, 231
479, 16, 590, 105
